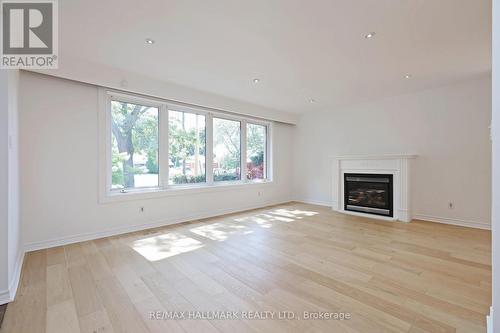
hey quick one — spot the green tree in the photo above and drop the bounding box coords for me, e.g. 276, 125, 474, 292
169, 113, 205, 181
214, 119, 240, 172
111, 102, 157, 188
247, 124, 265, 159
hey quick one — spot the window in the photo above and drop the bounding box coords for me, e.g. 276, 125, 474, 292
168, 110, 206, 185
110, 100, 159, 190
247, 123, 267, 181
213, 118, 241, 182
103, 90, 271, 198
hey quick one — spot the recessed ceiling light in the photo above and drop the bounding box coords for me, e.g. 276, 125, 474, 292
404, 74, 412, 79
309, 99, 316, 103
253, 78, 260, 83
365, 32, 375, 39
145, 38, 155, 44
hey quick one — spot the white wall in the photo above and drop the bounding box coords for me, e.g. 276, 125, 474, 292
0, 71, 10, 302
7, 70, 21, 293
490, 0, 499, 330
0, 69, 21, 305
294, 75, 492, 228
19, 71, 295, 248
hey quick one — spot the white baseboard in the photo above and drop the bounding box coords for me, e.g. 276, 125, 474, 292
295, 198, 490, 230
294, 198, 331, 207
487, 306, 493, 333
8, 250, 25, 302
413, 213, 490, 230
24, 199, 292, 252
0, 249, 25, 305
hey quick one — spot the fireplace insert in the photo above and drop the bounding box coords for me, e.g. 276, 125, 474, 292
344, 173, 393, 217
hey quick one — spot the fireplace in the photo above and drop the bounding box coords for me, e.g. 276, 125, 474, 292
344, 173, 393, 217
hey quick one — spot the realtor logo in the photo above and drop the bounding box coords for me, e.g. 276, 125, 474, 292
1, 0, 58, 68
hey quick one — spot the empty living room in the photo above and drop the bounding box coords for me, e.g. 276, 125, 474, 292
2, 0, 500, 332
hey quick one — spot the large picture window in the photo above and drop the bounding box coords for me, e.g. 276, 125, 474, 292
168, 110, 206, 185
110, 100, 159, 190
104, 91, 270, 197
247, 123, 267, 181
213, 118, 241, 182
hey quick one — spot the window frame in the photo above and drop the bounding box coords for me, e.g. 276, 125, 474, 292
99, 89, 272, 203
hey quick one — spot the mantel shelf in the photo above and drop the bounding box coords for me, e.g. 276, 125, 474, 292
335, 154, 417, 160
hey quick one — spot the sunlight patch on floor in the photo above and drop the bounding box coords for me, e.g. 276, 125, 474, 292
233, 215, 275, 228
273, 209, 319, 217
245, 215, 274, 228
131, 232, 204, 261
256, 213, 295, 223
190, 222, 252, 241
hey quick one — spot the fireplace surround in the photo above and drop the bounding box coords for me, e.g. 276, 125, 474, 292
332, 154, 416, 222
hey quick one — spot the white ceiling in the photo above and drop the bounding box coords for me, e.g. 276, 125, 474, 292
59, 0, 491, 114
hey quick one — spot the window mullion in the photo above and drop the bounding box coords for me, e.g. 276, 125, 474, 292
104, 93, 112, 193
206, 113, 214, 185
241, 120, 248, 183
159, 104, 169, 189
267, 123, 272, 181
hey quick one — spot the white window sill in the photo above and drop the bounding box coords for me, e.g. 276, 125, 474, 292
100, 180, 273, 204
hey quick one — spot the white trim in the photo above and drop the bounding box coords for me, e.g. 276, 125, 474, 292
101, 179, 274, 203
241, 119, 248, 182
105, 88, 276, 125
8, 250, 24, 302
159, 104, 169, 187
24, 200, 292, 252
413, 214, 491, 230
295, 199, 331, 207
205, 113, 214, 185
267, 122, 274, 181
0, 249, 25, 305
335, 154, 417, 160
296, 199, 491, 230
98, 88, 108, 203
487, 306, 493, 333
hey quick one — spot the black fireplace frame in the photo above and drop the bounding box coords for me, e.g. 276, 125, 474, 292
344, 173, 394, 217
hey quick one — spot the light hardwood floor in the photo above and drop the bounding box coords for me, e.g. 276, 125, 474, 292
1, 203, 491, 333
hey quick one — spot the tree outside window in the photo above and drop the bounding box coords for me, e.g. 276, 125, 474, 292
247, 123, 266, 180
168, 111, 206, 185
213, 118, 241, 181
110, 101, 158, 189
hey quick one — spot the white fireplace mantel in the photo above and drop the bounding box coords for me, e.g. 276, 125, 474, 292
332, 154, 417, 222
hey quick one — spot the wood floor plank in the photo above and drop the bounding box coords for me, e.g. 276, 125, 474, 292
46, 263, 72, 307
95, 277, 150, 333
46, 300, 80, 333
78, 310, 115, 333
68, 263, 103, 317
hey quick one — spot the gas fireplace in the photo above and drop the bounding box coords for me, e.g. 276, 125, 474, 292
344, 173, 393, 217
